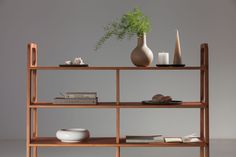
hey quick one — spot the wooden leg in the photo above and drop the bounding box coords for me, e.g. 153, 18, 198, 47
200, 108, 204, 139
32, 109, 38, 157
116, 147, 120, 157
26, 146, 31, 157
33, 147, 37, 157
26, 107, 31, 157
204, 107, 209, 157
205, 145, 209, 157
116, 70, 120, 143
200, 147, 204, 157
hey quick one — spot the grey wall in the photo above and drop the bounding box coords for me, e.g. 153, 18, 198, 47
0, 0, 236, 140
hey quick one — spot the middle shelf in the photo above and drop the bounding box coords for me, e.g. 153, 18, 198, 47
30, 137, 206, 147
30, 102, 206, 109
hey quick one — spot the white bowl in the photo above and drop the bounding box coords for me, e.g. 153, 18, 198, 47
56, 128, 90, 143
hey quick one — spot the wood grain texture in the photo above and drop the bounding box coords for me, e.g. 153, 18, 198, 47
116, 147, 120, 157
29, 66, 202, 70
27, 43, 37, 157
200, 44, 205, 146
30, 102, 206, 108
116, 70, 120, 144
30, 137, 206, 147
32, 109, 38, 157
203, 43, 210, 157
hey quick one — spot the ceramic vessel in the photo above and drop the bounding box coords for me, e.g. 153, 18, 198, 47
173, 29, 182, 64
130, 33, 153, 67
56, 128, 90, 143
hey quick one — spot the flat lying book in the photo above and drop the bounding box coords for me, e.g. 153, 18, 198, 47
65, 92, 97, 99
126, 135, 163, 143
183, 137, 201, 143
164, 137, 183, 143
53, 97, 97, 104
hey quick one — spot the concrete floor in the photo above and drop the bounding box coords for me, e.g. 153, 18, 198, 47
0, 139, 235, 157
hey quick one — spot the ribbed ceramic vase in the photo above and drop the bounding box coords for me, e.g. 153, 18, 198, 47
130, 33, 153, 67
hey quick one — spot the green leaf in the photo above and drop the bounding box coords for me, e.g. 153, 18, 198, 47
95, 7, 151, 50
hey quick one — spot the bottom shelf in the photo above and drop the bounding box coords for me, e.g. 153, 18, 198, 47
30, 137, 206, 147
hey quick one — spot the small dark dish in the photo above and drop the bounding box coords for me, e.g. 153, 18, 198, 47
142, 100, 182, 105
156, 64, 185, 67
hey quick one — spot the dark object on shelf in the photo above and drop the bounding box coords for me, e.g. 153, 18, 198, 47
142, 100, 182, 105
59, 64, 89, 67
156, 64, 185, 67
152, 94, 172, 103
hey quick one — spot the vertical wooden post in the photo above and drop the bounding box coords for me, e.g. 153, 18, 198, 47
32, 74, 38, 157
32, 44, 38, 157
201, 43, 210, 157
200, 44, 205, 157
32, 108, 38, 157
116, 70, 120, 157
27, 43, 38, 157
116, 147, 120, 157
203, 43, 209, 157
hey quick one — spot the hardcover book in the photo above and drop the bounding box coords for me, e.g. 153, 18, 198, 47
164, 137, 183, 143
126, 135, 163, 143
53, 97, 97, 104
65, 92, 97, 99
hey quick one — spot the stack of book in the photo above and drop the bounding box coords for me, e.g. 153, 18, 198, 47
126, 135, 163, 143
126, 134, 201, 143
54, 92, 97, 104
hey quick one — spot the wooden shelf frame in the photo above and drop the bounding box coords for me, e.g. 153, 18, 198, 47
26, 43, 209, 157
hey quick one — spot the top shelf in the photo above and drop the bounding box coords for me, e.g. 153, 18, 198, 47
29, 66, 204, 71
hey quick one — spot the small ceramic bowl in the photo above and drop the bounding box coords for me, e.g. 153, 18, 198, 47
56, 128, 90, 143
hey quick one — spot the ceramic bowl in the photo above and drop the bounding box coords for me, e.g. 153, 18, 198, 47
56, 128, 90, 143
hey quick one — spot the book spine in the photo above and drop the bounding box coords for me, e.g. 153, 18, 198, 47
65, 94, 97, 99
54, 98, 97, 104
126, 139, 163, 143
126, 140, 153, 143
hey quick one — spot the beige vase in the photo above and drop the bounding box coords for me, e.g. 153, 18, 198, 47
130, 33, 153, 67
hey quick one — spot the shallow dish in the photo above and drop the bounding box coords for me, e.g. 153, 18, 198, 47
156, 64, 185, 67
142, 100, 182, 105
56, 128, 90, 143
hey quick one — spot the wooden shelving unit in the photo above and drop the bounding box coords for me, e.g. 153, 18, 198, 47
26, 43, 209, 157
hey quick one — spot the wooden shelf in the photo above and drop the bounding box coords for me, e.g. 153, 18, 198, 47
29, 66, 203, 71
26, 43, 210, 157
119, 138, 206, 147
30, 102, 117, 108
30, 137, 206, 147
119, 102, 206, 108
30, 137, 117, 147
30, 102, 206, 108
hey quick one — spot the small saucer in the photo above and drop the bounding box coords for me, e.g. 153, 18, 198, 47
142, 100, 182, 105
156, 64, 185, 67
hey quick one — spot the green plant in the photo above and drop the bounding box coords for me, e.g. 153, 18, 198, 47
95, 8, 151, 51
